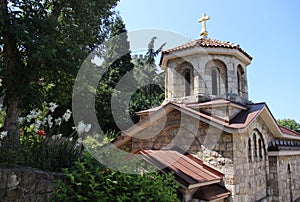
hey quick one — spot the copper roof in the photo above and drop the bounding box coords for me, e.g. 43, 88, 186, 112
193, 184, 231, 201
138, 150, 223, 188
138, 149, 230, 200
162, 37, 252, 60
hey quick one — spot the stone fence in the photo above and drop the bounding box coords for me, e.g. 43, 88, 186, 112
0, 167, 64, 202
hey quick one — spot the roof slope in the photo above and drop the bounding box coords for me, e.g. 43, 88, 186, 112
139, 150, 223, 188
161, 37, 252, 60
114, 99, 300, 148
138, 150, 230, 200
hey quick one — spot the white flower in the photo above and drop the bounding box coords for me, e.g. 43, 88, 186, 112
26, 114, 33, 123
0, 131, 8, 140
33, 120, 42, 132
47, 115, 53, 128
42, 117, 47, 125
84, 124, 91, 133
30, 110, 39, 119
49, 102, 58, 113
69, 137, 73, 141
52, 134, 63, 141
77, 121, 86, 134
0, 103, 3, 111
75, 138, 83, 147
77, 138, 83, 144
55, 118, 62, 126
74, 121, 92, 134
18, 117, 24, 124
62, 109, 72, 122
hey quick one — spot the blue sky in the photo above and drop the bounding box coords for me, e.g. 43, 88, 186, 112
116, 0, 300, 122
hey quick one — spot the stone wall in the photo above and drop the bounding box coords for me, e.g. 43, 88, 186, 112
0, 167, 63, 202
269, 155, 300, 202
165, 53, 249, 104
230, 117, 275, 202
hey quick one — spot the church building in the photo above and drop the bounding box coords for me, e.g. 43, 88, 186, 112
114, 14, 300, 202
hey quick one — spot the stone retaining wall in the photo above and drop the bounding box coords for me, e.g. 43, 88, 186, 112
0, 167, 63, 202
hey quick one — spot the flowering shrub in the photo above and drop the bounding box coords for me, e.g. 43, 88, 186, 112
0, 102, 90, 172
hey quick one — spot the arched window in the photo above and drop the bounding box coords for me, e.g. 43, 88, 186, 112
211, 69, 219, 95
250, 130, 265, 162
253, 134, 257, 160
184, 70, 191, 96
288, 164, 293, 201
237, 65, 244, 96
258, 138, 263, 160
175, 62, 194, 98
248, 138, 252, 162
205, 60, 227, 97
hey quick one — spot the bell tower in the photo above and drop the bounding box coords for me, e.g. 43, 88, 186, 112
160, 13, 252, 104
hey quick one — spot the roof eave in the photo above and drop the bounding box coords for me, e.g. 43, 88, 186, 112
160, 47, 252, 69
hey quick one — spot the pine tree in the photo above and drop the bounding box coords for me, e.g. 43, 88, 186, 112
129, 37, 166, 123
96, 16, 134, 133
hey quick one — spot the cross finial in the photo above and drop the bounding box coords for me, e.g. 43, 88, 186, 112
198, 13, 210, 37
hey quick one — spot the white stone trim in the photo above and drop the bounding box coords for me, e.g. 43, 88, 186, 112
268, 151, 300, 156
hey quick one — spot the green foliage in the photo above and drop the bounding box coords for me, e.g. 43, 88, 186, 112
54, 152, 179, 202
0, 0, 119, 136
129, 37, 165, 123
277, 118, 300, 132
0, 134, 81, 172
0, 109, 6, 128
96, 16, 134, 133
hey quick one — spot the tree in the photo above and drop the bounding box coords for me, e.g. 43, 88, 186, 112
129, 37, 166, 123
277, 118, 300, 132
96, 16, 134, 133
0, 0, 119, 140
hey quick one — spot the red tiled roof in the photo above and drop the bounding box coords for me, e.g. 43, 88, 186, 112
138, 150, 223, 188
162, 38, 252, 60
279, 125, 300, 137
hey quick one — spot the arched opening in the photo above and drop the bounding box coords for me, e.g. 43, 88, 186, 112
184, 70, 191, 96
175, 62, 194, 98
288, 164, 293, 201
205, 60, 227, 97
237, 65, 244, 96
211, 69, 219, 95
258, 138, 263, 160
253, 134, 257, 160
248, 138, 252, 162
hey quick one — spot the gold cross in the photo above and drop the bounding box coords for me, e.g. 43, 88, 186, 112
198, 13, 210, 37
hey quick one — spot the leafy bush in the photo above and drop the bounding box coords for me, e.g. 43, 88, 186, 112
54, 152, 179, 202
0, 133, 81, 172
